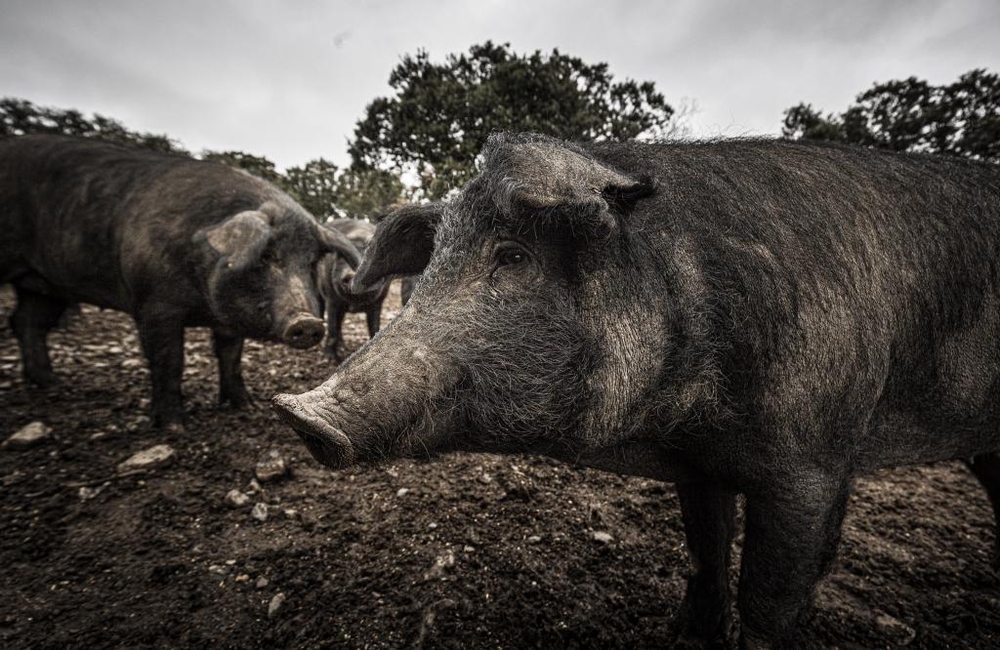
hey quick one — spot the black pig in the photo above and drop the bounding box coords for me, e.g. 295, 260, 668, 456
273, 133, 1000, 647
1, 135, 361, 429
316, 218, 390, 361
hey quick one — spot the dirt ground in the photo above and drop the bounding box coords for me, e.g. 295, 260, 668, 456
0, 284, 998, 649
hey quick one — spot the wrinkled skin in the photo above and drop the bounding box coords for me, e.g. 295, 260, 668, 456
0, 135, 361, 429
274, 133, 1000, 648
316, 219, 390, 361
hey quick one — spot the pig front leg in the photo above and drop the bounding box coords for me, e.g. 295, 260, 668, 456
324, 303, 347, 361
674, 481, 736, 647
365, 305, 381, 339
737, 473, 851, 649
213, 331, 251, 408
967, 452, 1000, 568
136, 311, 186, 430
10, 286, 68, 387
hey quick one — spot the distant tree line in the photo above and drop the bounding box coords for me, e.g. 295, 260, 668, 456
0, 97, 404, 220
5, 50, 995, 221
782, 68, 999, 162
2, 41, 682, 212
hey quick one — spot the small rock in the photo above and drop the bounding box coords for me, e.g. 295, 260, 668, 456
255, 451, 288, 482
121, 358, 143, 369
117, 444, 175, 472
78, 485, 104, 500
224, 489, 250, 508
251, 502, 269, 522
3, 421, 52, 450
463, 545, 475, 553
125, 415, 151, 433
874, 613, 915, 645
267, 592, 286, 618
255, 576, 269, 589
235, 574, 250, 582
478, 472, 493, 484
282, 508, 299, 519
396, 488, 410, 497
108, 346, 124, 354
423, 549, 456, 580
208, 564, 230, 576
591, 531, 614, 544
247, 478, 262, 493
527, 535, 542, 544
428, 522, 438, 530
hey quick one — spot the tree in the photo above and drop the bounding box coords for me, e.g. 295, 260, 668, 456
283, 158, 340, 219
0, 97, 185, 153
200, 150, 282, 184
782, 69, 999, 162
332, 168, 406, 220
283, 159, 405, 222
348, 41, 676, 199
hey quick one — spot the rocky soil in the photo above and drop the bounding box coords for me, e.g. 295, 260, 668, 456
1, 285, 998, 648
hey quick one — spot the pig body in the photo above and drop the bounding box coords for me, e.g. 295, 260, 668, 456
1, 135, 360, 428
316, 218, 390, 361
275, 133, 1000, 647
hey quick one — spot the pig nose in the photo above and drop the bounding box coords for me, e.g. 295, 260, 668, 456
282, 315, 325, 350
271, 393, 356, 469
339, 270, 355, 289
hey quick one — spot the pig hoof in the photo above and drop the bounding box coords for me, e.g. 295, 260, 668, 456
219, 390, 254, 410
153, 412, 186, 432
671, 606, 732, 649
26, 370, 58, 388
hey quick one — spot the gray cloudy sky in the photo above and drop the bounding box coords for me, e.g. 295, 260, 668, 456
1, 0, 997, 169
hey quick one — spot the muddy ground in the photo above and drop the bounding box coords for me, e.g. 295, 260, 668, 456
0, 284, 998, 649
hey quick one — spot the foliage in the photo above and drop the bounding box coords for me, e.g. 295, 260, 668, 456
282, 159, 405, 221
349, 41, 676, 198
782, 69, 1000, 162
201, 150, 283, 184
0, 97, 185, 153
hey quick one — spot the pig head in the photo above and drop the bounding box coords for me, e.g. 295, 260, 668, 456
273, 133, 703, 478
195, 203, 361, 349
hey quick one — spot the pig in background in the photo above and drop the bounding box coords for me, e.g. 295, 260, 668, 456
275, 133, 1000, 648
0, 135, 361, 430
317, 217, 421, 361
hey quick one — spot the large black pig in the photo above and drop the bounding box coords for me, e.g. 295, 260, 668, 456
273, 133, 1000, 647
316, 218, 390, 361
0, 135, 361, 429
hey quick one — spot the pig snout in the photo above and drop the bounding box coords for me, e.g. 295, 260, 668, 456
281, 314, 325, 349
271, 393, 356, 468
339, 270, 355, 291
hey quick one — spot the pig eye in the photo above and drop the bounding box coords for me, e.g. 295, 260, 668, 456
496, 246, 528, 267
261, 249, 281, 265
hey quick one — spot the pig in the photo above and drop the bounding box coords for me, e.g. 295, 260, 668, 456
399, 275, 418, 307
273, 132, 1000, 648
315, 218, 390, 361
0, 134, 361, 429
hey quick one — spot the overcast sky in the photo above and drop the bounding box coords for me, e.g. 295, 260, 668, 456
1, 0, 997, 170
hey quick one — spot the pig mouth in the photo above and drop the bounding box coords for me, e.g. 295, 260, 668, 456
271, 394, 355, 468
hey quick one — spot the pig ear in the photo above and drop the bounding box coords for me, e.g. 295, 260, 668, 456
193, 210, 272, 271
488, 135, 656, 233
317, 224, 363, 269
352, 202, 442, 291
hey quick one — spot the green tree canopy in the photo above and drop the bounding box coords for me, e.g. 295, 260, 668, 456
0, 97, 185, 153
283, 159, 405, 222
348, 41, 676, 199
2, 96, 407, 220
782, 69, 999, 162
201, 150, 282, 184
